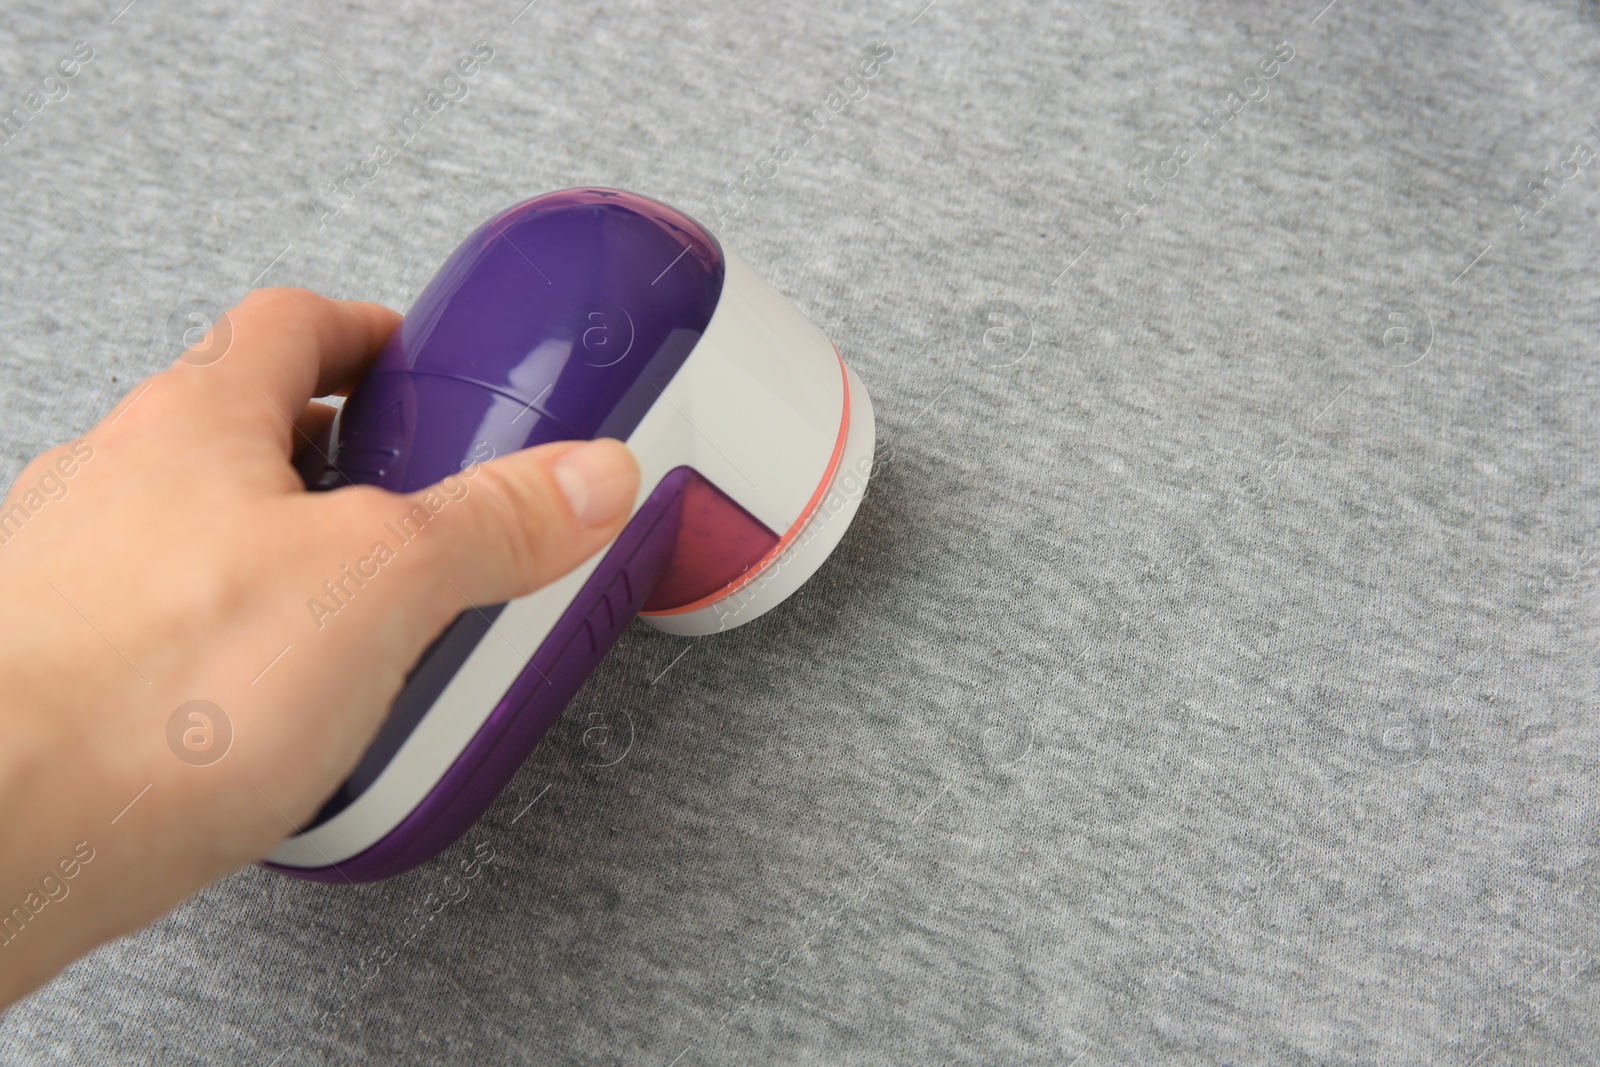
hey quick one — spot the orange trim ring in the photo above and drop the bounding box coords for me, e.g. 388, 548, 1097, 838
638, 346, 852, 617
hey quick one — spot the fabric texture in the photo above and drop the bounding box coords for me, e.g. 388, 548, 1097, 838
2, 0, 1599, 1062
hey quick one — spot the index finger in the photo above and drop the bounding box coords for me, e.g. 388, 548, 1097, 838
177, 287, 401, 417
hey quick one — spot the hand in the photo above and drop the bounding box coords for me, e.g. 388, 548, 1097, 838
0, 288, 639, 1008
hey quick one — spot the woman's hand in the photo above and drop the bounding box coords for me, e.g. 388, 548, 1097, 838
0, 287, 638, 1008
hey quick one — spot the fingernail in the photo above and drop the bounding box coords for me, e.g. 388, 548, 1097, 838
552, 439, 637, 527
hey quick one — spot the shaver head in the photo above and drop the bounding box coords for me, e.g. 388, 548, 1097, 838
268, 189, 874, 881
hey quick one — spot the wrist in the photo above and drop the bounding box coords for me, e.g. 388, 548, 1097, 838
0, 584, 130, 1007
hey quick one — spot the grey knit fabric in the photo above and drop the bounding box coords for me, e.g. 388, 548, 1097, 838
2, 0, 1599, 1063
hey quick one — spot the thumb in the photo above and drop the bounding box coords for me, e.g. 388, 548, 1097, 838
418, 438, 640, 608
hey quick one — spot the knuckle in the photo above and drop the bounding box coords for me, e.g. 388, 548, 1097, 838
465, 463, 553, 579
141, 368, 200, 408
233, 288, 324, 349
328, 483, 391, 522
239, 286, 319, 316
333, 485, 409, 546
366, 486, 455, 575
156, 545, 246, 631
104, 370, 182, 424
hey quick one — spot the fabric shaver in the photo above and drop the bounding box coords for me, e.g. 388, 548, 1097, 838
265, 188, 875, 881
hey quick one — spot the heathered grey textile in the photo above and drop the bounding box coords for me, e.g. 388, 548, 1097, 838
2, 0, 1599, 1063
